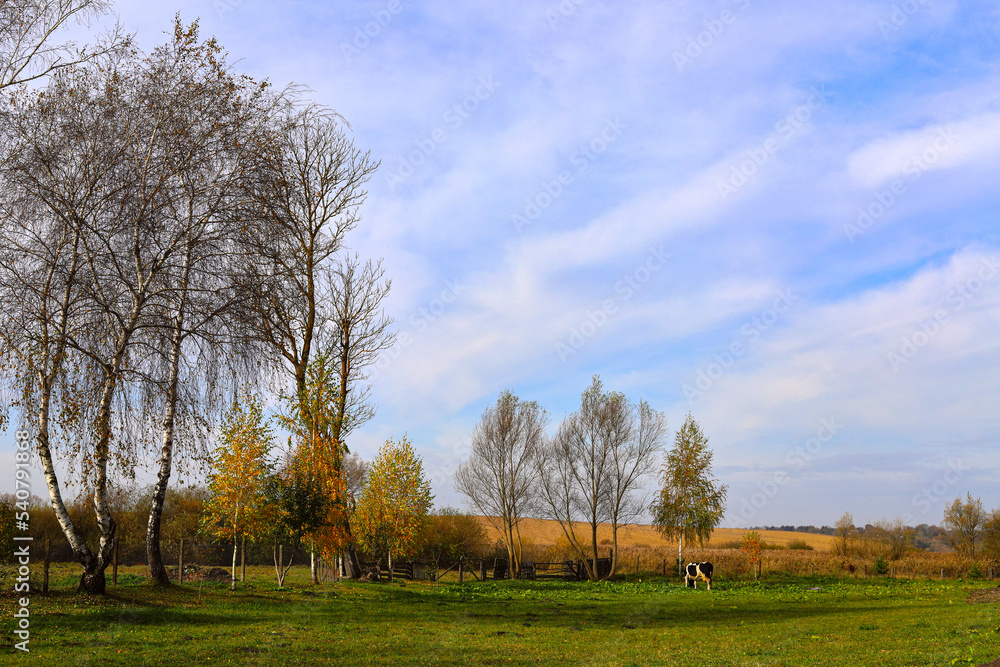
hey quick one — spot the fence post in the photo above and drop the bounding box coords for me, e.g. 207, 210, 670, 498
179, 538, 184, 585
811, 562, 814, 577
941, 568, 944, 580
458, 557, 464, 584
480, 559, 487, 581
43, 539, 51, 594
113, 535, 119, 585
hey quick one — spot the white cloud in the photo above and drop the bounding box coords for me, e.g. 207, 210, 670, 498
847, 113, 1000, 188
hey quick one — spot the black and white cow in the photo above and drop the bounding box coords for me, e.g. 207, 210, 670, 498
684, 561, 713, 590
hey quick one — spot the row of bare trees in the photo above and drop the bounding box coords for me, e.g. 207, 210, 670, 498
456, 377, 726, 580
0, 11, 391, 593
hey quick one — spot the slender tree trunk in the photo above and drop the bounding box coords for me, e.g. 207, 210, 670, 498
345, 534, 362, 578
610, 523, 619, 578
514, 520, 526, 577
84, 372, 124, 594
678, 532, 684, 577
37, 399, 94, 565
311, 549, 317, 584
232, 540, 238, 590
504, 519, 517, 578
146, 342, 183, 584
591, 520, 599, 581
241, 537, 246, 582
147, 258, 189, 585
277, 544, 285, 588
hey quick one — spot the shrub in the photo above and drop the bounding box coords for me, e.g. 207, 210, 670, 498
414, 508, 490, 561
873, 554, 889, 576
788, 540, 814, 551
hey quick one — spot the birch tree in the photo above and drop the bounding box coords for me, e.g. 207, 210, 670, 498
0, 20, 272, 593
650, 413, 728, 576
203, 390, 277, 590
354, 436, 432, 580
140, 20, 278, 587
0, 56, 160, 594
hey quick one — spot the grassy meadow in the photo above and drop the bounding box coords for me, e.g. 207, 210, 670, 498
2, 563, 999, 666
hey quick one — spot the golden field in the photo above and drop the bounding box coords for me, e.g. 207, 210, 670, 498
474, 516, 837, 552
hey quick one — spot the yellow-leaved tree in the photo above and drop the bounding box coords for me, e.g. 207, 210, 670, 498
354, 435, 432, 580
203, 390, 278, 589
276, 354, 352, 582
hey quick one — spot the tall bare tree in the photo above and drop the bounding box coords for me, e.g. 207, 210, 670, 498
0, 0, 128, 90
327, 254, 394, 445
240, 104, 380, 577
605, 397, 667, 577
535, 376, 664, 579
140, 21, 280, 586
455, 390, 547, 578
1, 57, 164, 592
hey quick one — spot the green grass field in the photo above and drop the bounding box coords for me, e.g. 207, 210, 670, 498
3, 565, 999, 666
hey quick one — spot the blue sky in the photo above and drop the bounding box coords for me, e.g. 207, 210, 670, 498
3, 0, 999, 528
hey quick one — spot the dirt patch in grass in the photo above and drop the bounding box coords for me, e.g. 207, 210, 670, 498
966, 585, 1000, 604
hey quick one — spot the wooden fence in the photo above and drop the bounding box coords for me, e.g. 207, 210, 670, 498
357, 557, 613, 582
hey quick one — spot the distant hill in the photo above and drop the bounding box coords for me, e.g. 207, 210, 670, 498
473, 516, 837, 552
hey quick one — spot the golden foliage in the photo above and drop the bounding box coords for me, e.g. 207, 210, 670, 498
203, 391, 278, 543
354, 435, 433, 564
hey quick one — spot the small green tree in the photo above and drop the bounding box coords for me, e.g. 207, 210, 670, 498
266, 453, 334, 588
354, 435, 433, 581
650, 413, 728, 576
203, 391, 278, 589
